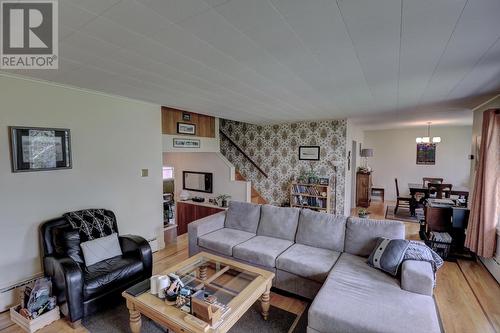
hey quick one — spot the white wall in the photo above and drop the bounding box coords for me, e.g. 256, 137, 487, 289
364, 125, 472, 200
163, 152, 249, 202
162, 118, 220, 153
0, 74, 163, 290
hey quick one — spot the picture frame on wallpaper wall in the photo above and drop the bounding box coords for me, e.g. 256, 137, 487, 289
177, 122, 196, 135
299, 146, 320, 160
9, 126, 72, 172
173, 138, 201, 148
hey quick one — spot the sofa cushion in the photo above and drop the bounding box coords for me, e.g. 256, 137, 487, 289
277, 244, 340, 283
257, 205, 300, 241
198, 228, 255, 256
83, 255, 144, 300
225, 201, 261, 233
296, 209, 346, 251
367, 237, 410, 276
309, 253, 441, 333
80, 233, 123, 267
233, 236, 293, 268
345, 217, 405, 257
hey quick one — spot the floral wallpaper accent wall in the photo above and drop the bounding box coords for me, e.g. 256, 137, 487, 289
220, 119, 347, 214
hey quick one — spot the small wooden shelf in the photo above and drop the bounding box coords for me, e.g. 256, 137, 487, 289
290, 182, 331, 213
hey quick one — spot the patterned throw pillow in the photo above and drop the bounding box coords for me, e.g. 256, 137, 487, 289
367, 237, 410, 276
64, 209, 117, 242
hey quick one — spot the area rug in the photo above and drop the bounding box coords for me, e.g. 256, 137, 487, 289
83, 301, 307, 333
385, 206, 418, 223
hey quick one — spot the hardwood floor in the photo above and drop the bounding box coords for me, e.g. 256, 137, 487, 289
1, 201, 498, 333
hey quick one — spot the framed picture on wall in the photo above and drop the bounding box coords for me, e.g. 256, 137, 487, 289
416, 143, 436, 165
173, 138, 200, 148
299, 146, 320, 160
182, 112, 191, 121
177, 122, 196, 135
9, 126, 72, 172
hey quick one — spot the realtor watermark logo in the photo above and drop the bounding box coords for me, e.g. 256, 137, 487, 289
1, 0, 58, 69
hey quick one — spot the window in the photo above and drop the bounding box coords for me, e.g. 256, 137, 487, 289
163, 166, 174, 180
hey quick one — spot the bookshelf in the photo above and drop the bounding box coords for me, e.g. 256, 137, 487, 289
290, 182, 331, 213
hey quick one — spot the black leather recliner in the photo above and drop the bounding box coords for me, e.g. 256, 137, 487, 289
40, 211, 152, 325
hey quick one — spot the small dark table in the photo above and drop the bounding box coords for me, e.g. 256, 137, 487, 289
407, 183, 469, 216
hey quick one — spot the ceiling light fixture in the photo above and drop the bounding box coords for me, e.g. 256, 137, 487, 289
416, 122, 441, 144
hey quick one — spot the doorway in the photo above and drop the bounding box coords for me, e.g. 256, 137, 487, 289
163, 166, 175, 226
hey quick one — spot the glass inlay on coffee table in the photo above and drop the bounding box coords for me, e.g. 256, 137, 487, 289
122, 252, 275, 333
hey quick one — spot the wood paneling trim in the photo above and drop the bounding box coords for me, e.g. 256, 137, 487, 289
161, 107, 215, 138
176, 201, 224, 236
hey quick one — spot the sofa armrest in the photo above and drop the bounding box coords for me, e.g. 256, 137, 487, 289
43, 256, 84, 322
119, 235, 153, 277
188, 211, 226, 256
401, 260, 435, 296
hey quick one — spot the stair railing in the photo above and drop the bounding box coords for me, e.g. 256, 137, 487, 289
219, 129, 268, 179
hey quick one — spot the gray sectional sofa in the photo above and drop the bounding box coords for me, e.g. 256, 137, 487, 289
188, 201, 441, 333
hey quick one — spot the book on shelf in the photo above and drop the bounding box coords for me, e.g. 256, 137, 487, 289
292, 195, 327, 208
292, 184, 325, 196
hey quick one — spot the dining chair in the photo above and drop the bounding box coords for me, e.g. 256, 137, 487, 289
422, 177, 443, 187
428, 183, 453, 199
394, 178, 411, 214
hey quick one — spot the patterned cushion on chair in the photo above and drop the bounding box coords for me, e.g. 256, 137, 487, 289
64, 209, 117, 242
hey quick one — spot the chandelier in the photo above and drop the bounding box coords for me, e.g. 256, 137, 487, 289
416, 122, 441, 144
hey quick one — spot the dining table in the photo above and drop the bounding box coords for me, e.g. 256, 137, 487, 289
407, 183, 470, 216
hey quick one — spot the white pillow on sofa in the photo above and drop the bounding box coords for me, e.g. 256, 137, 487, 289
80, 233, 122, 266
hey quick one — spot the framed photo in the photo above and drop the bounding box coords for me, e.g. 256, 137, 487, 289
173, 138, 200, 148
177, 122, 196, 135
182, 112, 191, 121
319, 177, 330, 185
299, 146, 320, 160
9, 126, 72, 172
416, 143, 436, 165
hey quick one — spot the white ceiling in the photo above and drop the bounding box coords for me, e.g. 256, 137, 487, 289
5, 0, 500, 127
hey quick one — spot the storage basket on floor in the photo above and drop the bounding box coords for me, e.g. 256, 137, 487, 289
9, 305, 60, 333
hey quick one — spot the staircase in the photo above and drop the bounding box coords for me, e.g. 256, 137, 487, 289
235, 170, 267, 204
220, 129, 268, 205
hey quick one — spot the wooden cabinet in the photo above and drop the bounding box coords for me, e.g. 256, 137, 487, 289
356, 172, 372, 207
176, 201, 225, 236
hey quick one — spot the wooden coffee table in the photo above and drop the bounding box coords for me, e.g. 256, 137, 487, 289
122, 252, 274, 333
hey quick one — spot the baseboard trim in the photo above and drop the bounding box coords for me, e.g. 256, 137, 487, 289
479, 257, 500, 284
